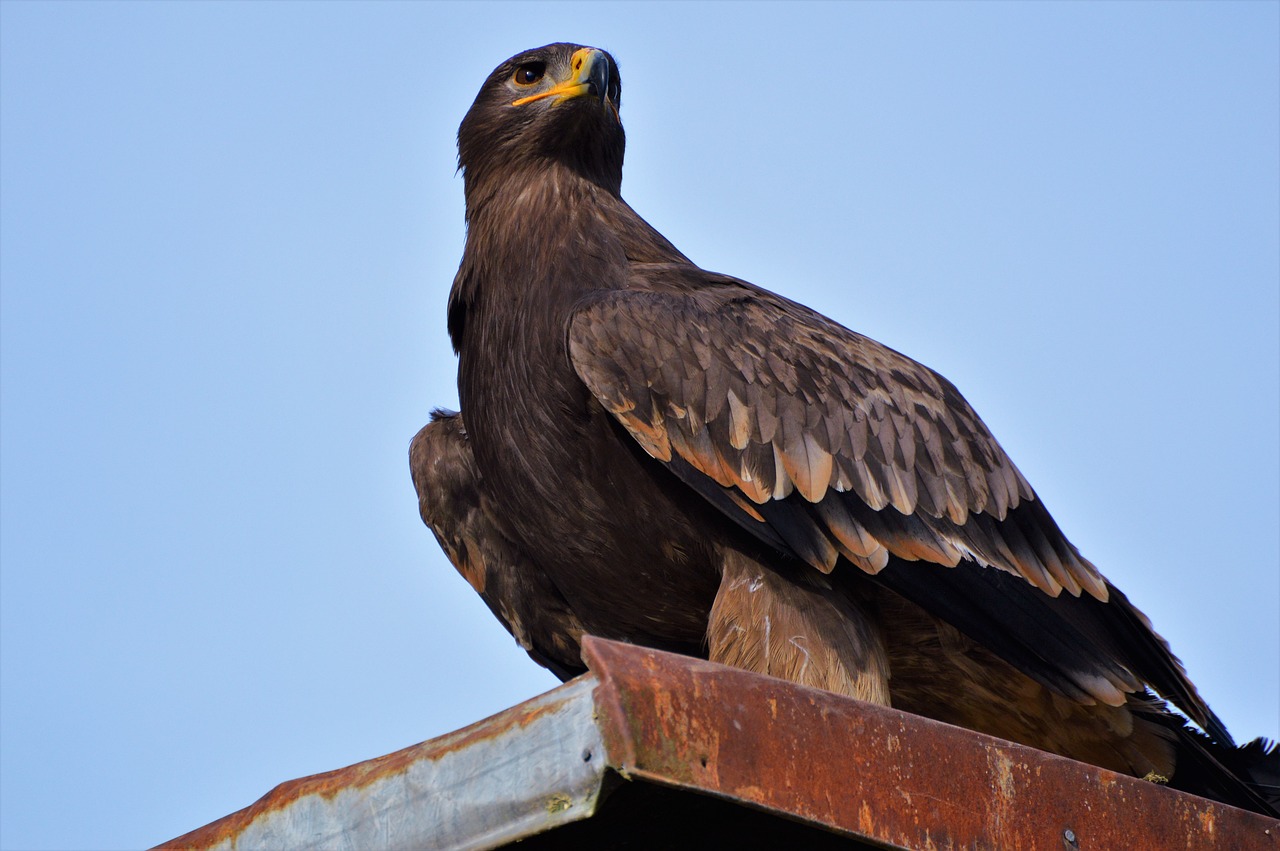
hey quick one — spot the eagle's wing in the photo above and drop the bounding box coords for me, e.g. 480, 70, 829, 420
410, 409, 587, 681
568, 264, 1224, 739
570, 267, 1100, 593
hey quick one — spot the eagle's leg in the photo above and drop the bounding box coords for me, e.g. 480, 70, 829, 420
707, 550, 891, 705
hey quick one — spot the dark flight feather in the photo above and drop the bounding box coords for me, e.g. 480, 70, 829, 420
414, 42, 1277, 815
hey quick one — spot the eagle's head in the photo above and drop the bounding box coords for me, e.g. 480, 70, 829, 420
458, 43, 625, 200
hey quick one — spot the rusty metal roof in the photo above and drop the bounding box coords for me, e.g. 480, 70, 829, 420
158, 637, 1279, 850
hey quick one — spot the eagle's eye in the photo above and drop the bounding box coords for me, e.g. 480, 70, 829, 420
513, 63, 545, 86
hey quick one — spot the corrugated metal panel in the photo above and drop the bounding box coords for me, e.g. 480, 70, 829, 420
158, 637, 1279, 850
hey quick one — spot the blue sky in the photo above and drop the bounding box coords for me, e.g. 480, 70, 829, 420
2, 3, 1276, 848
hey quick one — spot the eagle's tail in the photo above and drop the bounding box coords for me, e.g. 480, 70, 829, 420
1162, 721, 1279, 816
1231, 737, 1280, 814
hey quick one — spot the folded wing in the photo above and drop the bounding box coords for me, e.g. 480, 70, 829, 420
568, 264, 1225, 741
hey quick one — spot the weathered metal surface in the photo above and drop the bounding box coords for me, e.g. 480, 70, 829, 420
157, 676, 608, 851
158, 637, 1279, 849
582, 636, 1280, 850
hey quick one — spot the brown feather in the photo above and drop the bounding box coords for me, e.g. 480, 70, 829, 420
726, 387, 752, 450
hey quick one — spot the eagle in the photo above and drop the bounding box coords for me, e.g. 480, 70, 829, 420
411, 42, 1277, 814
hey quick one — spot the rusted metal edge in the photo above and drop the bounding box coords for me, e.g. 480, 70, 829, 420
158, 638, 1279, 850
581, 636, 1280, 851
156, 676, 608, 851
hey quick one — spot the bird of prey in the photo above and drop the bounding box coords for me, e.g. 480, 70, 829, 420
411, 42, 1277, 814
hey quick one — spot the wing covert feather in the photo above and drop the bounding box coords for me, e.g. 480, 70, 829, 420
568, 275, 1108, 604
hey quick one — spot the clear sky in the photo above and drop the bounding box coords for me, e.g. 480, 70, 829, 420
2, 2, 1276, 848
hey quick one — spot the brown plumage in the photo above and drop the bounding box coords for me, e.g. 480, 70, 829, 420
411, 43, 1277, 814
